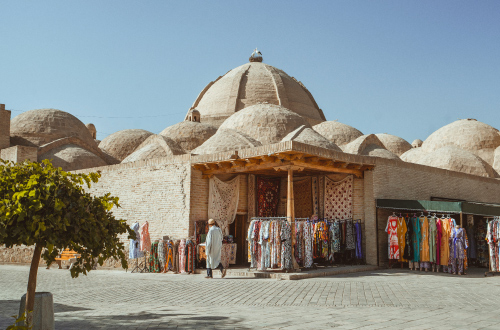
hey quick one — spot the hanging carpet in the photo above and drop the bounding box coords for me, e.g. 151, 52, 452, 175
208, 175, 240, 235
294, 177, 313, 218
324, 175, 354, 220
257, 177, 280, 217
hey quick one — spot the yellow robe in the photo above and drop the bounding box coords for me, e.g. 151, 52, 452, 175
420, 217, 430, 262
397, 217, 407, 262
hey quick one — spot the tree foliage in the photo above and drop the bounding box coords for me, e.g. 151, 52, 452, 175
0, 159, 135, 277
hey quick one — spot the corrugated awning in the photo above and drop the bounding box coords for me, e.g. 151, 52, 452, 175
376, 199, 500, 216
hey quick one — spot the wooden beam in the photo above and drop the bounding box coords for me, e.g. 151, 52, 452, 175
304, 156, 320, 164
231, 159, 247, 167
260, 155, 277, 163
205, 163, 219, 170
192, 164, 205, 171
292, 160, 363, 178
332, 161, 348, 168
246, 158, 261, 165
201, 174, 213, 179
217, 162, 232, 169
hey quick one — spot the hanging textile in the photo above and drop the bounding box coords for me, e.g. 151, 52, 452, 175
257, 177, 280, 217
397, 217, 407, 262
312, 176, 319, 216
303, 221, 314, 267
355, 221, 363, 259
139, 221, 151, 253
248, 174, 256, 220
486, 219, 500, 272
247, 220, 256, 266
208, 175, 240, 235
403, 217, 413, 261
178, 239, 187, 273
324, 175, 353, 220
449, 227, 467, 274
281, 221, 293, 270
149, 241, 161, 273
158, 239, 166, 270
385, 216, 399, 260
429, 217, 437, 264
294, 178, 313, 218
164, 240, 176, 272
129, 222, 144, 259
345, 219, 355, 250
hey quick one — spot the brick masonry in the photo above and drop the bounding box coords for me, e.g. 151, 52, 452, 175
0, 105, 10, 150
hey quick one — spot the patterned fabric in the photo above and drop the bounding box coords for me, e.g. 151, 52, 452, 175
129, 222, 143, 259
420, 217, 430, 262
158, 239, 165, 270
208, 176, 240, 235
331, 221, 341, 253
345, 220, 355, 250
429, 217, 437, 263
248, 175, 256, 220
259, 221, 271, 270
178, 239, 186, 273
397, 217, 407, 262
281, 221, 293, 270
312, 176, 319, 216
257, 177, 280, 217
294, 178, 312, 218
385, 216, 399, 260
252, 221, 262, 269
139, 221, 151, 252
149, 241, 161, 273
440, 219, 451, 265
165, 241, 175, 272
404, 217, 413, 261
220, 244, 237, 268
435, 219, 442, 265
303, 221, 314, 268
324, 176, 353, 220
247, 220, 255, 264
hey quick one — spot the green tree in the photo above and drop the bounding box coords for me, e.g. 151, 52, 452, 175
0, 159, 135, 326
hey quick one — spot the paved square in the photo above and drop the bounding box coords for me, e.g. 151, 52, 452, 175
1, 265, 499, 329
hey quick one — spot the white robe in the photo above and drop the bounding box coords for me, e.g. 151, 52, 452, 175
206, 226, 223, 269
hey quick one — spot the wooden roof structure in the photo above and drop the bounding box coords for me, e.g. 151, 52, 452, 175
191, 141, 375, 178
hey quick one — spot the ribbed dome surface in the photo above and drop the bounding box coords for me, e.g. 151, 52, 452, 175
219, 103, 310, 145
192, 129, 262, 155
192, 62, 326, 127
122, 135, 185, 163
312, 121, 363, 146
415, 146, 497, 178
422, 119, 500, 165
40, 144, 107, 171
282, 125, 342, 151
160, 121, 217, 152
99, 129, 154, 163
10, 109, 96, 147
375, 133, 412, 156
342, 134, 400, 160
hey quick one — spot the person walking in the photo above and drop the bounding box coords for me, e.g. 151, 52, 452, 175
205, 219, 226, 279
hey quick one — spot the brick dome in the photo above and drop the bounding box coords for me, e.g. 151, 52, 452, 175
122, 135, 185, 163
160, 121, 217, 152
375, 133, 412, 156
219, 103, 310, 145
40, 144, 107, 171
281, 125, 342, 151
99, 129, 154, 163
192, 129, 262, 155
191, 60, 326, 127
422, 119, 500, 165
312, 121, 363, 146
10, 109, 96, 147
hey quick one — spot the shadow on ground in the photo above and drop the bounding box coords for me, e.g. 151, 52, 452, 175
319, 266, 491, 279
54, 310, 251, 330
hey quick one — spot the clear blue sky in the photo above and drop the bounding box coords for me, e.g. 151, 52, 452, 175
1, 1, 499, 143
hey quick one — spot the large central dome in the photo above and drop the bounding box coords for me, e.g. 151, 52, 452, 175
190, 56, 326, 127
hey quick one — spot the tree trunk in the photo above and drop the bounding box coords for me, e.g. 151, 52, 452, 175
25, 243, 42, 326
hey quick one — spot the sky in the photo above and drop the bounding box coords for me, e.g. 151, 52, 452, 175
1, 1, 499, 143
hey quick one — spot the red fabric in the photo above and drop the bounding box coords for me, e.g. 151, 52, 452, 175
257, 177, 280, 217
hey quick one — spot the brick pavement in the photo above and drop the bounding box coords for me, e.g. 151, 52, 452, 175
1, 265, 500, 329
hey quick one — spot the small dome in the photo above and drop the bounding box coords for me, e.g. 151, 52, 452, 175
191, 61, 326, 127
493, 147, 500, 175
160, 121, 217, 152
10, 109, 96, 147
185, 108, 201, 122
86, 123, 96, 139
400, 147, 428, 163
192, 129, 262, 155
416, 146, 497, 178
375, 133, 412, 156
342, 134, 400, 160
412, 139, 423, 148
422, 119, 500, 165
281, 125, 342, 151
122, 135, 185, 163
312, 121, 363, 146
219, 104, 310, 145
99, 129, 154, 163
40, 144, 107, 171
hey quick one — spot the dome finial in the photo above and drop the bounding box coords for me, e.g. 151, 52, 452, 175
249, 48, 263, 62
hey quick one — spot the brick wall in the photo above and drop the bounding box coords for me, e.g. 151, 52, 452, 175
0, 105, 10, 150
1, 145, 38, 163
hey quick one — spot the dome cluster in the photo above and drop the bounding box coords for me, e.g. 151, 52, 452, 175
5, 52, 500, 179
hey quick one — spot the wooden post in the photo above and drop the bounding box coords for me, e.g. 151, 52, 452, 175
287, 166, 300, 270
460, 212, 463, 227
